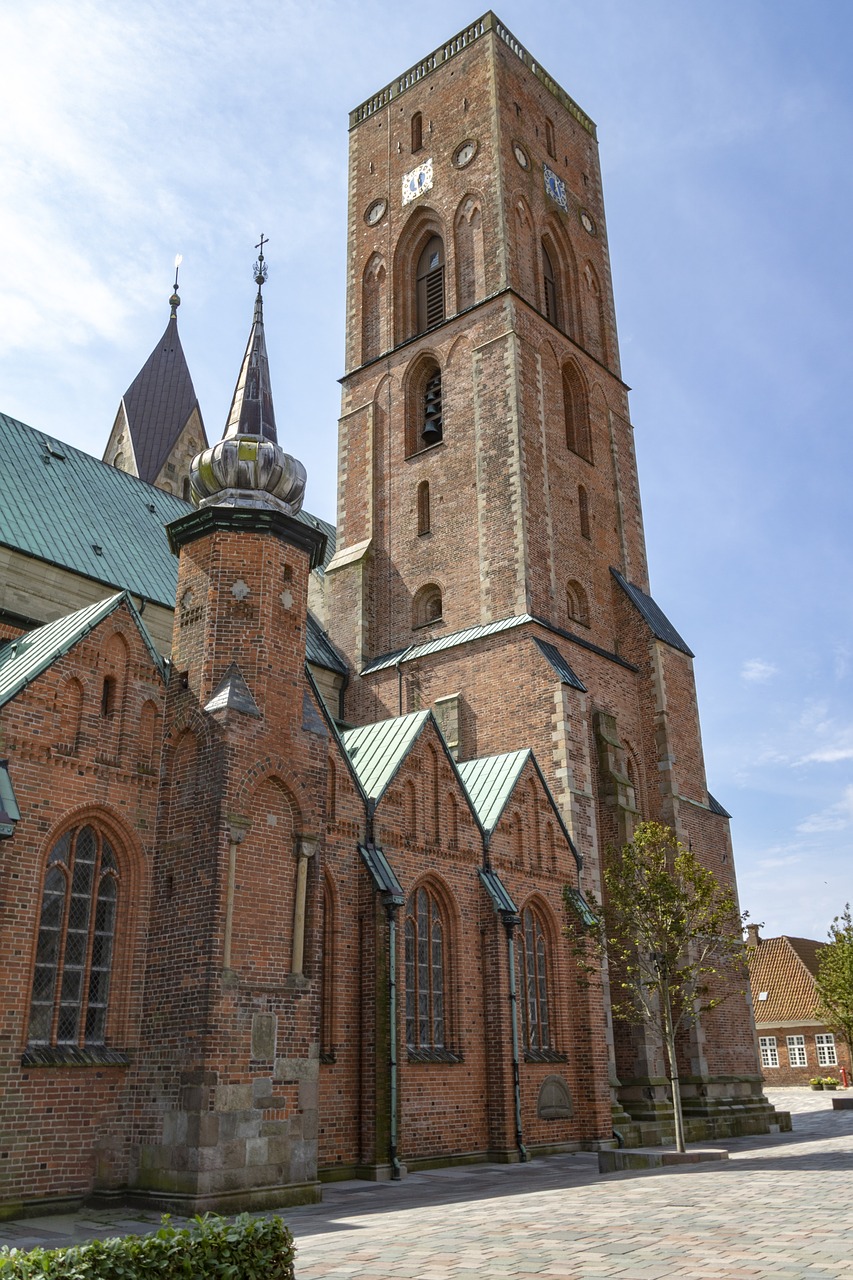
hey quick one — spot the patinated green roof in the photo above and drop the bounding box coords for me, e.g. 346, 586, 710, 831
341, 710, 430, 802
0, 412, 340, 668
0, 413, 191, 607
0, 592, 164, 708
456, 749, 531, 834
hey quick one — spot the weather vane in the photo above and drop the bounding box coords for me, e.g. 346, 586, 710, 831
253, 234, 269, 289
170, 253, 183, 317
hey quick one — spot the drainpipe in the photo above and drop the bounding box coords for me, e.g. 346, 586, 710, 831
386, 900, 402, 1180
504, 916, 528, 1163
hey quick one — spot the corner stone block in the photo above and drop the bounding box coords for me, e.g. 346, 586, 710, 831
246, 1137, 270, 1166
299, 1078, 319, 1111
215, 1083, 254, 1112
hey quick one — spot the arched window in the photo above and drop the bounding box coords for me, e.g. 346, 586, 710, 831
446, 792, 458, 848
416, 236, 445, 334
578, 484, 590, 539
403, 778, 417, 838
413, 583, 443, 629
542, 243, 560, 328
417, 480, 431, 535
182, 476, 191, 501
411, 111, 423, 153
405, 883, 451, 1055
101, 676, 117, 717
422, 368, 443, 446
545, 118, 556, 158
327, 757, 337, 825
519, 905, 554, 1057
562, 362, 592, 462
566, 579, 590, 628
28, 825, 120, 1046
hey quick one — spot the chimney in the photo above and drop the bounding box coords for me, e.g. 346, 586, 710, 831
745, 924, 761, 948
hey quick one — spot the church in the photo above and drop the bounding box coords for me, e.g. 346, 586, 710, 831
0, 13, 786, 1218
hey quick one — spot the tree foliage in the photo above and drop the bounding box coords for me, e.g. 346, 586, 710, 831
814, 903, 853, 1052
567, 820, 748, 1151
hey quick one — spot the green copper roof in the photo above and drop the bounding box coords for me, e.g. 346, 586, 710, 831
0, 412, 191, 606
0, 592, 163, 708
0, 413, 340, 667
341, 710, 430, 803
457, 749, 531, 835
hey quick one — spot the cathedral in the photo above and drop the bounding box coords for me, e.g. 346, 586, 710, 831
0, 13, 786, 1218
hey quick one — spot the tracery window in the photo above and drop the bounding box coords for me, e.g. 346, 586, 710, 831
519, 905, 558, 1060
405, 883, 455, 1059
28, 825, 119, 1046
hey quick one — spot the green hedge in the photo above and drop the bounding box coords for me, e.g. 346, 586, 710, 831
0, 1213, 295, 1279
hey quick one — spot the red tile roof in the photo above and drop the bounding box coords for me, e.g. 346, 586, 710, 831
748, 935, 824, 1024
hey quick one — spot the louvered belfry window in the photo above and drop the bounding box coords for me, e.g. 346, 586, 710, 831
416, 236, 445, 334
28, 826, 119, 1046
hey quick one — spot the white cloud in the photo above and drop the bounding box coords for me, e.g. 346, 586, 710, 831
741, 658, 778, 684
796, 784, 853, 834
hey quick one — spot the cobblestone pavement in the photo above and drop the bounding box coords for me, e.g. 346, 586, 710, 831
1, 1089, 851, 1279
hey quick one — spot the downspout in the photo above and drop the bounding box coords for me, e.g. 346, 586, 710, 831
386, 900, 402, 1180
504, 916, 529, 1163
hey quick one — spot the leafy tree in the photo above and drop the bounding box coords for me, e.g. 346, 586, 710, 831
814, 904, 853, 1058
567, 821, 747, 1152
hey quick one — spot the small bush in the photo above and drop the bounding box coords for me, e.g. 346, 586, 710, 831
0, 1212, 295, 1279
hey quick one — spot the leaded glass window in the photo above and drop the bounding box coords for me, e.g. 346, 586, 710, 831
405, 885, 446, 1052
520, 906, 552, 1054
28, 826, 119, 1046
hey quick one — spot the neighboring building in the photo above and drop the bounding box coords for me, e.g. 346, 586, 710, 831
747, 925, 851, 1085
0, 13, 787, 1219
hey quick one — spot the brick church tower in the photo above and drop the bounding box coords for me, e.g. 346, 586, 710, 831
326, 13, 773, 1129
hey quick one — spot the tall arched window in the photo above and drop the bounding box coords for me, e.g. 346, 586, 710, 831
416, 237, 445, 333
28, 825, 120, 1046
406, 357, 444, 456
542, 243, 560, 328
411, 111, 423, 153
362, 254, 387, 363
562, 362, 592, 462
519, 905, 555, 1058
405, 883, 452, 1057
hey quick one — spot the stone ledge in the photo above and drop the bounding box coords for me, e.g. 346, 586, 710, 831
599, 1147, 729, 1175
831, 1097, 853, 1110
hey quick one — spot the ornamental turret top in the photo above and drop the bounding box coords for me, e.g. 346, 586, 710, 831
189, 239, 306, 515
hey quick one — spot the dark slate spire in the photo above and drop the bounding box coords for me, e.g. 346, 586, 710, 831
118, 263, 204, 484
222, 235, 277, 443
189, 238, 306, 513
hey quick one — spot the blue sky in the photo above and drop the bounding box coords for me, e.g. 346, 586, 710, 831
1, 1, 851, 938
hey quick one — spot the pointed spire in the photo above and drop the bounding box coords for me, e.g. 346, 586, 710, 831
223, 235, 277, 443
188, 238, 306, 514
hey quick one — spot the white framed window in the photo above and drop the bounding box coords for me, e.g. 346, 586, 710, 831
759, 1036, 779, 1068
786, 1035, 807, 1067
816, 1033, 837, 1066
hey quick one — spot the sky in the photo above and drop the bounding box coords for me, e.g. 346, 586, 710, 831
1, 0, 851, 939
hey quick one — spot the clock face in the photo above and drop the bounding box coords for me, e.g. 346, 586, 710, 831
580, 209, 596, 235
402, 158, 434, 205
543, 163, 568, 212
513, 142, 530, 170
454, 139, 477, 168
364, 198, 387, 226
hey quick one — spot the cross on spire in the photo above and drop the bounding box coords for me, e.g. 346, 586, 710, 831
254, 234, 269, 290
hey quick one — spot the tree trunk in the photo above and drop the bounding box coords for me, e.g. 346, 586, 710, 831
662, 984, 686, 1153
